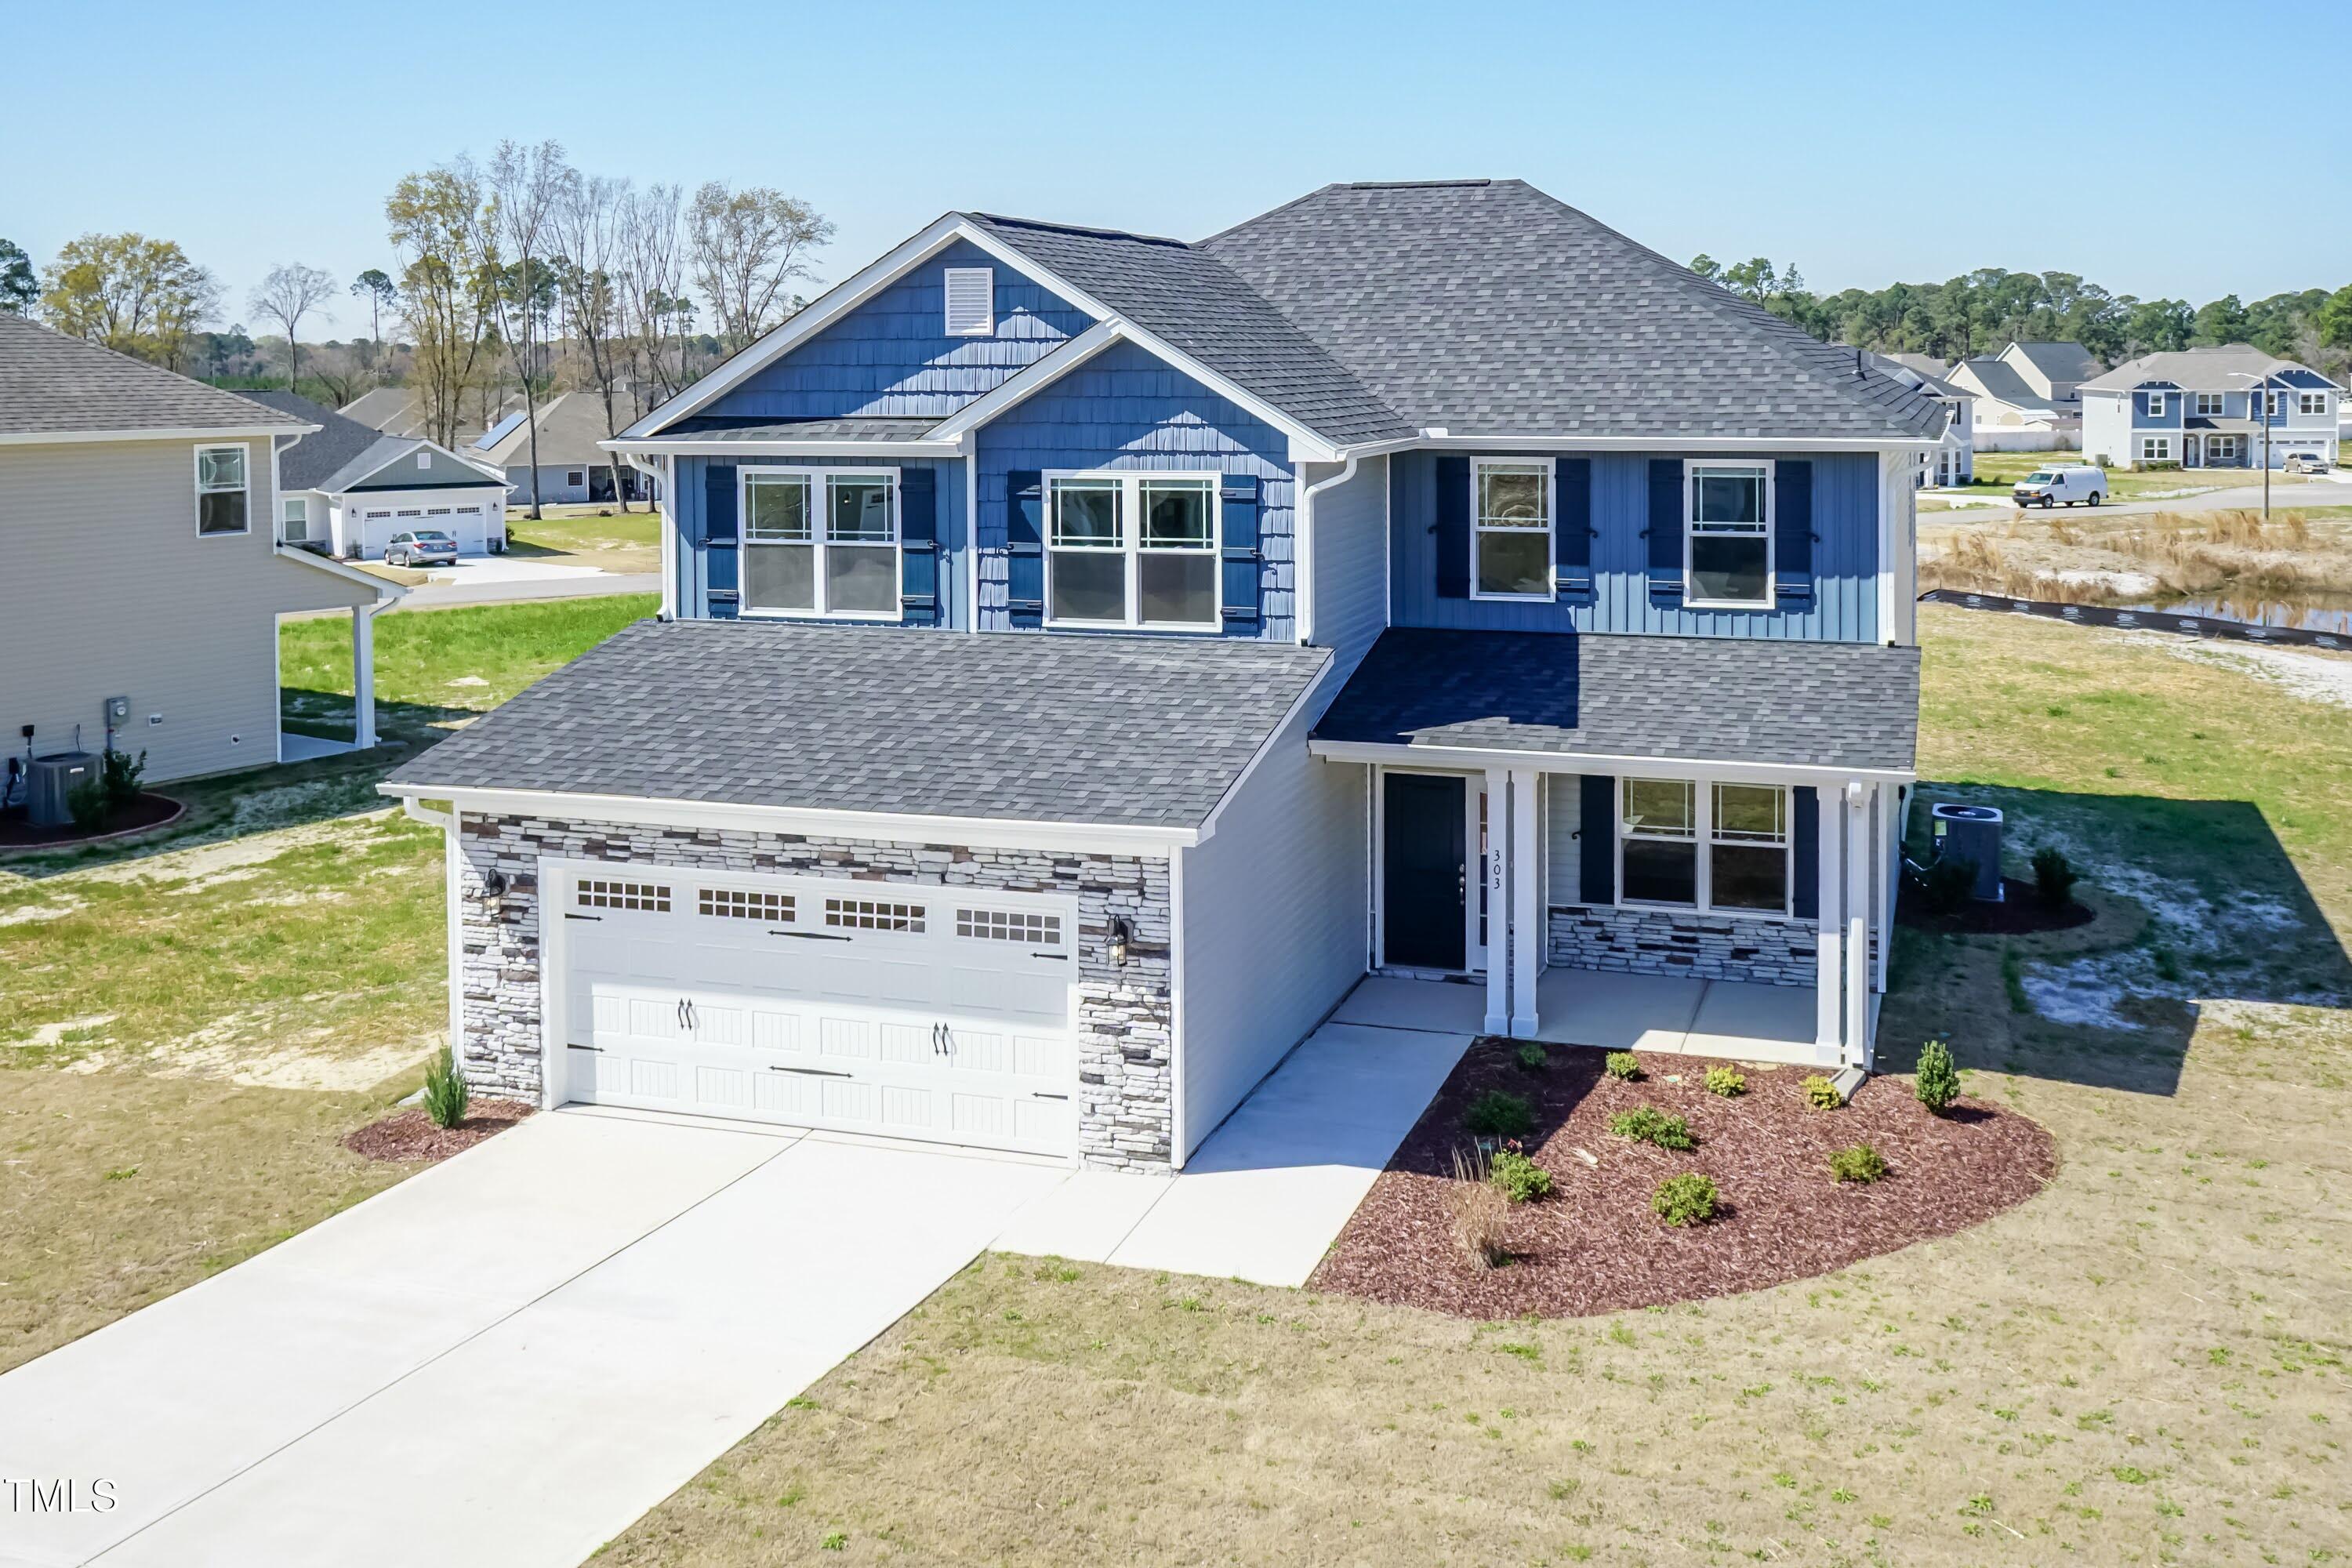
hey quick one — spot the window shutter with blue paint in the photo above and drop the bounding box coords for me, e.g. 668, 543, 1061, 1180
702, 462, 739, 618
1220, 473, 1262, 633
1433, 456, 1470, 598
898, 466, 938, 625
1555, 456, 1593, 595
1005, 470, 1044, 629
1791, 785, 1820, 920
1645, 458, 1682, 600
1578, 773, 1615, 905
1774, 459, 1813, 604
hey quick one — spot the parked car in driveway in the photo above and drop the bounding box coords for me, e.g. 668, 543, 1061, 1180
2013, 465, 2107, 507
385, 529, 459, 567
2285, 452, 2332, 475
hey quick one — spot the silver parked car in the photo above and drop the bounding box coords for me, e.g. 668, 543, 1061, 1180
385, 528, 459, 567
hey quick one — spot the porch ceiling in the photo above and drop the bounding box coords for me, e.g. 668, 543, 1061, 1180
1309, 628, 1918, 774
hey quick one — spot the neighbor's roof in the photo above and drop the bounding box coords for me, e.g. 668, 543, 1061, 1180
0, 313, 309, 438
244, 390, 506, 493
339, 386, 523, 444
1857, 349, 1965, 401
1312, 627, 1920, 773
2080, 343, 2336, 394
1883, 352, 1955, 380
2002, 340, 2100, 386
474, 390, 628, 466
1199, 180, 1948, 443
384, 619, 1334, 830
1949, 356, 2066, 413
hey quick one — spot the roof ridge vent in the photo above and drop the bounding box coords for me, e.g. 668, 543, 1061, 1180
1345, 179, 1494, 190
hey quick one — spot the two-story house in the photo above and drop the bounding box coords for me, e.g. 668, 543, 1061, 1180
380, 180, 1946, 1174
2080, 345, 2341, 470
1945, 340, 2099, 452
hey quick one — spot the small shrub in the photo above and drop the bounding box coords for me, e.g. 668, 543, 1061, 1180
100, 747, 147, 809
1488, 1149, 1553, 1203
1651, 1172, 1719, 1227
1608, 1105, 1694, 1150
1802, 1074, 1845, 1109
2031, 846, 2078, 909
1704, 1065, 1746, 1098
1915, 1037, 1961, 1115
1829, 1142, 1889, 1184
1603, 1051, 1642, 1081
1450, 1147, 1512, 1268
1923, 855, 1976, 913
421, 1044, 470, 1129
1463, 1090, 1534, 1140
65, 776, 111, 833
1515, 1040, 1548, 1073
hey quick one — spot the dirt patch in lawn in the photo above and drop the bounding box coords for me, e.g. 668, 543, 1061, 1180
341, 1099, 533, 1163
1310, 1040, 2056, 1319
1897, 877, 2096, 936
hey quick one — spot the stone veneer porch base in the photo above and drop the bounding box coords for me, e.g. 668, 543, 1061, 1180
452, 813, 1176, 1170
1547, 904, 1819, 988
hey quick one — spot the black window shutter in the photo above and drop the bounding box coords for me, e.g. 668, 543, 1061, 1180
1578, 773, 1616, 905
1219, 473, 1263, 633
1555, 456, 1593, 595
702, 462, 739, 615
1792, 785, 1820, 920
1645, 458, 1682, 599
1775, 459, 1814, 603
1005, 470, 1044, 628
1433, 455, 1470, 598
898, 466, 938, 625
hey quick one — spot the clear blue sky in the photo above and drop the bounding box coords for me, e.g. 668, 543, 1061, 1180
9, 0, 2346, 337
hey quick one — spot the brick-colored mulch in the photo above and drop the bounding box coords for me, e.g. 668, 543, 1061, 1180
1308, 1040, 2056, 1320
1899, 876, 2096, 937
342, 1100, 533, 1163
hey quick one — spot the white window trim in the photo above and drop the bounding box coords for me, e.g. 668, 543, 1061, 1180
194, 442, 251, 537
1467, 456, 1556, 604
1682, 457, 1776, 612
2193, 391, 2223, 416
738, 465, 904, 623
942, 266, 995, 337
2298, 390, 2328, 416
1042, 469, 1222, 633
2138, 435, 2174, 463
2263, 390, 2281, 419
281, 495, 309, 543
1615, 777, 1795, 920
2206, 434, 2242, 462
2144, 390, 2168, 418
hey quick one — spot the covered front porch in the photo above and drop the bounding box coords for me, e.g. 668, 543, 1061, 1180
1333, 969, 1823, 1060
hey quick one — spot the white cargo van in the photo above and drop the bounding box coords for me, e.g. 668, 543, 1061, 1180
2012, 466, 2107, 507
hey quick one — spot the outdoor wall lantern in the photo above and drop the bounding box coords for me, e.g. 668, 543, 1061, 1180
1107, 915, 1133, 968
481, 868, 509, 903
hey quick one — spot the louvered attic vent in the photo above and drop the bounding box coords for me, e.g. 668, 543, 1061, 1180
943, 267, 994, 336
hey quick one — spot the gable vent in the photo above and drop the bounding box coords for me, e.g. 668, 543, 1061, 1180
943, 267, 994, 336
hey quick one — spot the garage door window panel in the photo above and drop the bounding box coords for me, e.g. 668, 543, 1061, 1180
699, 887, 794, 922
579, 879, 671, 913
956, 907, 1064, 947
825, 897, 926, 934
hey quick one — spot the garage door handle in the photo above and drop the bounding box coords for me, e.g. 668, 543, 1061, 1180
1031, 951, 1066, 961
564, 913, 602, 922
781, 931, 850, 942
568, 1044, 603, 1053
768, 1065, 850, 1078
1030, 1091, 1069, 1102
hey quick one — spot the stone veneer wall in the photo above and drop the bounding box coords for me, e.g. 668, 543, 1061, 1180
452, 813, 1175, 1170
1546, 904, 1821, 987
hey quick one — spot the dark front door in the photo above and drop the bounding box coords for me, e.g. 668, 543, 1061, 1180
1382, 772, 1467, 970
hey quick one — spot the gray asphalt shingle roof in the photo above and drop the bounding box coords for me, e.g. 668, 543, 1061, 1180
240, 390, 390, 490
1312, 628, 1919, 773
1199, 180, 1948, 444
386, 619, 1333, 830
0, 313, 308, 437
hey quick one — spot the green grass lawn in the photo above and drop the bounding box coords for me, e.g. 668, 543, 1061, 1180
505, 508, 660, 573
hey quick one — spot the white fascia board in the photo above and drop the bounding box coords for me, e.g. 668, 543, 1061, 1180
1106, 319, 1343, 463
601, 437, 970, 459
371, 782, 1199, 856
927, 321, 1125, 440
0, 423, 316, 447
1390, 432, 1945, 455
1305, 738, 1912, 787
346, 440, 510, 490
274, 543, 408, 604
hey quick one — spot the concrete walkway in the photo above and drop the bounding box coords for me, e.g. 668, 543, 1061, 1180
0, 1112, 1062, 1568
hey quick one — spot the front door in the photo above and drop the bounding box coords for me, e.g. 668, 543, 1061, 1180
1382, 772, 1468, 970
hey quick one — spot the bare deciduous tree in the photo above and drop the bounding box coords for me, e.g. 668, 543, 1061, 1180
554, 172, 634, 510
688, 181, 832, 350
249, 263, 336, 390
477, 139, 573, 520
618, 183, 690, 408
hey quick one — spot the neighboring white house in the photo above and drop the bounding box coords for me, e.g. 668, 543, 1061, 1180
244, 391, 511, 559
2079, 344, 2342, 471
1945, 341, 2099, 451
472, 390, 645, 508
1861, 350, 1974, 485
0, 315, 402, 784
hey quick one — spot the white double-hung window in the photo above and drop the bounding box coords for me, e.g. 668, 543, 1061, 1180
194, 444, 249, 536
281, 496, 309, 542
1045, 471, 1218, 630
741, 467, 900, 619
2193, 392, 2223, 416
1619, 778, 1791, 915
2299, 391, 2328, 416
1470, 459, 1552, 600
1686, 461, 1773, 608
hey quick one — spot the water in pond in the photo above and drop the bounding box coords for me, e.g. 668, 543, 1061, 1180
2112, 593, 2352, 637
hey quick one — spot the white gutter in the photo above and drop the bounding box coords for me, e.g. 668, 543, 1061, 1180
0, 423, 319, 446
622, 452, 674, 619
1306, 737, 1915, 788
1292, 453, 1360, 647
1378, 431, 1945, 456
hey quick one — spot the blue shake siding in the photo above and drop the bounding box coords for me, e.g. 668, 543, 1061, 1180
971, 340, 1296, 639
1388, 449, 1882, 643
703, 240, 1095, 423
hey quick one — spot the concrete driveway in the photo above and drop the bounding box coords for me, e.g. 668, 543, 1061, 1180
0, 1112, 1062, 1568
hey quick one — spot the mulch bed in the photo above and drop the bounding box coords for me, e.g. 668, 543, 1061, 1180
1308, 1041, 2056, 1320
1898, 877, 2094, 936
0, 792, 183, 850
342, 1100, 534, 1163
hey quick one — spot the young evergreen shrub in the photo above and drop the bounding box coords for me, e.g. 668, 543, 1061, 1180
1462, 1090, 1534, 1140
1651, 1172, 1719, 1227
1923, 855, 1977, 913
1828, 1142, 1889, 1184
1488, 1149, 1553, 1203
65, 777, 111, 834
1515, 1040, 1549, 1073
1802, 1074, 1845, 1109
100, 747, 147, 809
1704, 1065, 1746, 1098
422, 1044, 470, 1130
1915, 1037, 1962, 1115
1603, 1051, 1642, 1082
2031, 846, 2078, 909
1608, 1105, 1695, 1150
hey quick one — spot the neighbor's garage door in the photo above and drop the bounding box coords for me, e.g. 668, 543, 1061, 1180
557, 868, 1079, 1156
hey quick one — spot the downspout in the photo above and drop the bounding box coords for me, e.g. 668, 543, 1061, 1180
1293, 452, 1361, 646
623, 452, 673, 620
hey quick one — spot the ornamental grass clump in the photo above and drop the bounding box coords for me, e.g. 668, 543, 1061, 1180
1651, 1172, 1718, 1227
1449, 1147, 1513, 1269
1608, 1105, 1695, 1151
1915, 1037, 1962, 1116
1462, 1090, 1534, 1141
1828, 1142, 1889, 1184
1704, 1065, 1746, 1098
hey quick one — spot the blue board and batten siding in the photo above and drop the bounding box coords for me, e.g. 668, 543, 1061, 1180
972, 339, 1297, 639
706, 241, 1093, 422
1388, 449, 1882, 643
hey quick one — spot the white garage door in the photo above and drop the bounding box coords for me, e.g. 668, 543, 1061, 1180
557, 868, 1080, 1156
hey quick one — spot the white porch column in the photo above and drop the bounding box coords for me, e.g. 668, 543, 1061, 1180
1872, 786, 1897, 993
1508, 767, 1541, 1036
1814, 786, 1843, 1054
1845, 782, 1873, 1069
1483, 766, 1510, 1036
352, 603, 379, 750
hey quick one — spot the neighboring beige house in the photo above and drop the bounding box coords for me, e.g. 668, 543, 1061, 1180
1944, 341, 2100, 451
470, 390, 645, 507
243, 391, 510, 559
0, 314, 402, 788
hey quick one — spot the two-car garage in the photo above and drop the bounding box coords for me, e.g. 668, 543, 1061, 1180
549, 864, 1082, 1158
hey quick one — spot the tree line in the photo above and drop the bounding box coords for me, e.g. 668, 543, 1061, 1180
1690, 254, 2352, 376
